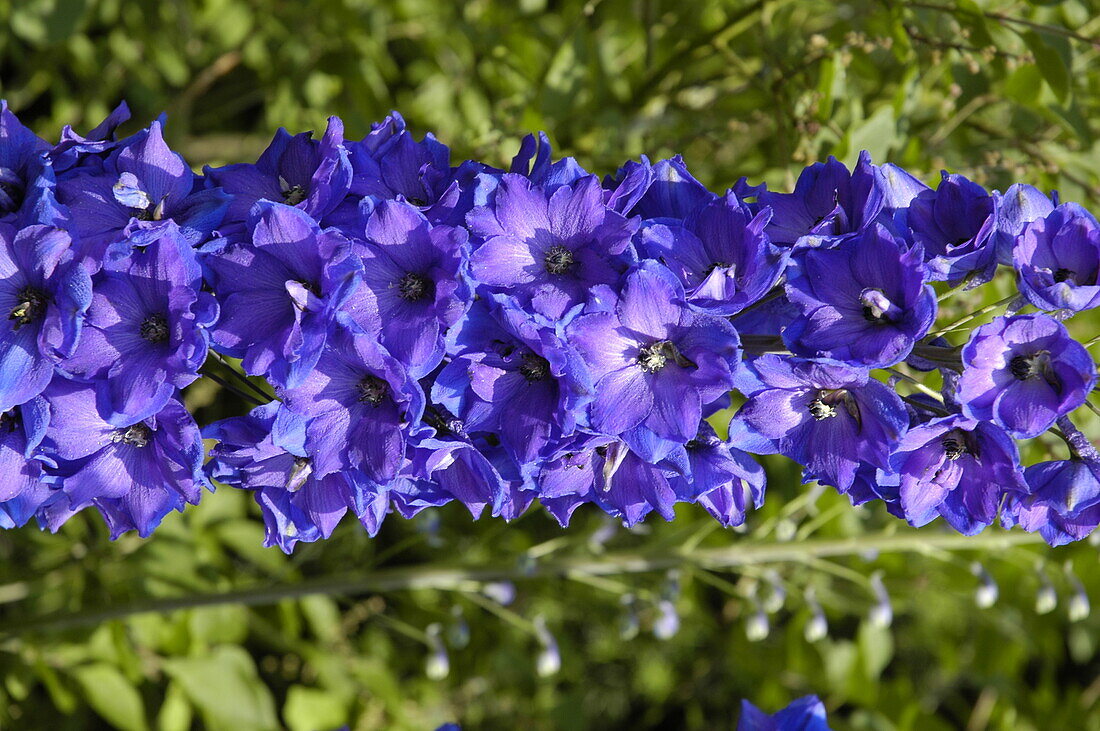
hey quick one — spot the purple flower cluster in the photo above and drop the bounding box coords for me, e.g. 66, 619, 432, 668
0, 101, 1096, 550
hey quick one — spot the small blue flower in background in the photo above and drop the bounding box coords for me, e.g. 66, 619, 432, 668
737, 694, 832, 731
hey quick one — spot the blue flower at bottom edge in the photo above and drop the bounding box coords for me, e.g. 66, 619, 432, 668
738, 694, 832, 731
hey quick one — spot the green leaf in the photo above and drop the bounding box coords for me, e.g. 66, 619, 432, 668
283, 686, 349, 731
72, 663, 148, 731
858, 621, 894, 681
162, 646, 278, 731
156, 682, 192, 731
1022, 31, 1070, 103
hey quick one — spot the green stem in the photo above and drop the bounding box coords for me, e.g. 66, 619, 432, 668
0, 530, 1042, 638
929, 294, 1017, 339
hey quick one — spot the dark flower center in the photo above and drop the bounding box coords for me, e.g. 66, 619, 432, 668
140, 314, 170, 343
637, 340, 696, 373
282, 184, 307, 205
1053, 268, 1075, 284
860, 288, 896, 323
425, 404, 464, 437
942, 437, 965, 460
1009, 350, 1052, 382
941, 428, 976, 461
397, 272, 433, 302
704, 261, 733, 277
519, 353, 551, 382
0, 168, 25, 214
113, 423, 152, 448
806, 389, 862, 426
8, 286, 48, 329
0, 409, 19, 434
808, 398, 837, 420
543, 245, 576, 275
356, 375, 390, 406
286, 456, 312, 491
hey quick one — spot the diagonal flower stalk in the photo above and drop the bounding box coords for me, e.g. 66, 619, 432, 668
0, 530, 1042, 638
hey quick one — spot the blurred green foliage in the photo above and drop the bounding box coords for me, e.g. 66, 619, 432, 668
1, 0, 1100, 729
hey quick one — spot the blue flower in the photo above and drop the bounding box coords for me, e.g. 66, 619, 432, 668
905, 172, 996, 284
339, 199, 470, 376
958, 314, 1097, 438
737, 695, 831, 731
40, 379, 208, 538
638, 191, 788, 316
624, 156, 716, 220
783, 222, 936, 368
205, 402, 387, 552
730, 355, 907, 493
0, 224, 91, 411
1002, 457, 1100, 546
535, 437, 689, 527
568, 261, 741, 461
432, 297, 590, 466
202, 201, 354, 388
346, 111, 453, 207
887, 415, 1026, 535
992, 183, 1056, 265
668, 422, 766, 527
0, 101, 61, 227
279, 325, 425, 483
757, 151, 885, 246
56, 119, 229, 259
1014, 202, 1100, 313
62, 223, 216, 425
205, 116, 351, 232
466, 173, 638, 319
0, 398, 53, 522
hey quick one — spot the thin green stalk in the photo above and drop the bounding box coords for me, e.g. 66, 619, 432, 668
929, 294, 1016, 339
0, 530, 1043, 638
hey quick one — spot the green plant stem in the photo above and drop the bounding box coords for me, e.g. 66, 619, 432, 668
0, 530, 1042, 638
929, 294, 1017, 338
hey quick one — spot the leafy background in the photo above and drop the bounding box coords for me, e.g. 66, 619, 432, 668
1, 0, 1100, 728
